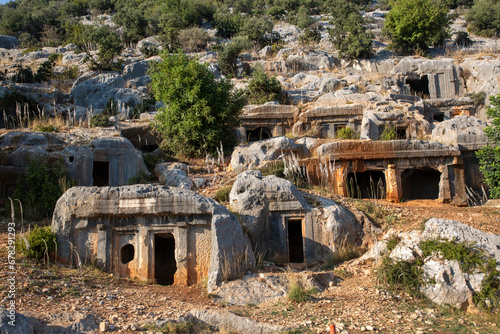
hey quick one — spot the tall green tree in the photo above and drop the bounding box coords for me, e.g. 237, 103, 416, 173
149, 52, 246, 157
327, 0, 373, 59
75, 25, 123, 71
477, 94, 500, 198
466, 0, 500, 38
384, 0, 450, 54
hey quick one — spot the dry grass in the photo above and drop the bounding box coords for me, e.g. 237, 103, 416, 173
30, 115, 67, 132
220, 247, 254, 282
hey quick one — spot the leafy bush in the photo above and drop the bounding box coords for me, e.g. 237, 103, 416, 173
299, 28, 321, 46
13, 158, 72, 220
296, 6, 316, 29
327, 0, 373, 59
466, 0, 500, 38
384, 0, 450, 54
140, 45, 160, 58
143, 153, 160, 172
218, 36, 252, 77
17, 225, 56, 261
178, 27, 209, 53
386, 235, 401, 253
150, 52, 246, 157
377, 257, 424, 297
130, 93, 156, 119
336, 127, 355, 139
238, 16, 274, 46
454, 31, 473, 47
214, 186, 232, 203
477, 94, 500, 198
245, 70, 285, 104
261, 161, 285, 178
90, 114, 112, 128
12, 64, 34, 83
76, 25, 123, 71
380, 125, 397, 141
420, 239, 484, 273
288, 281, 318, 303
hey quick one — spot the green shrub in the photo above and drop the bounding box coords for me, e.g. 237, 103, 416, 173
17, 225, 56, 261
299, 28, 321, 46
336, 127, 355, 139
384, 0, 450, 54
261, 161, 285, 178
296, 6, 315, 29
473, 259, 500, 311
288, 281, 317, 303
178, 27, 209, 53
386, 235, 401, 253
130, 93, 156, 119
420, 239, 484, 273
214, 186, 232, 203
12, 64, 34, 83
13, 158, 72, 220
150, 51, 246, 157
327, 0, 374, 59
380, 125, 397, 140
218, 36, 252, 77
35, 124, 58, 133
90, 114, 112, 128
140, 45, 160, 58
454, 31, 473, 47
466, 0, 500, 38
245, 70, 285, 104
377, 257, 424, 297
143, 153, 160, 172
477, 94, 500, 198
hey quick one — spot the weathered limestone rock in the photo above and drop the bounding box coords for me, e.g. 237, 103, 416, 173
154, 163, 194, 189
52, 185, 254, 292
189, 308, 285, 333
0, 308, 33, 334
421, 259, 471, 310
228, 137, 300, 174
0, 35, 19, 49
431, 116, 488, 149
70, 72, 142, 110
360, 218, 500, 309
229, 170, 370, 263
212, 272, 339, 305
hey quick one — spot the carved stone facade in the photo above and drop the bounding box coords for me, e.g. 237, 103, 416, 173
305, 140, 466, 204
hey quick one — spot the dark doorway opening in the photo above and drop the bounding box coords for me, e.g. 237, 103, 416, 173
396, 127, 407, 139
93, 161, 109, 186
248, 127, 272, 142
154, 234, 177, 285
401, 168, 441, 199
288, 219, 304, 263
346, 171, 386, 199
433, 112, 445, 122
406, 75, 430, 97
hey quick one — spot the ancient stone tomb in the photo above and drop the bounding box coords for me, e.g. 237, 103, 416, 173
52, 185, 253, 291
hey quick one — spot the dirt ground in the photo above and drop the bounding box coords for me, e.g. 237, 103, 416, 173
1, 181, 500, 333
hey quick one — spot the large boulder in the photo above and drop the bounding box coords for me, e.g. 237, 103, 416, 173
228, 137, 300, 175
229, 170, 370, 263
431, 116, 488, 149
0, 35, 20, 49
154, 163, 194, 189
361, 218, 500, 309
0, 308, 33, 334
70, 72, 142, 110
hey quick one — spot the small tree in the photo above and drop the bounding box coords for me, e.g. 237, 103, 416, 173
246, 70, 285, 104
149, 52, 246, 157
76, 25, 123, 71
328, 0, 373, 59
477, 94, 500, 198
218, 36, 252, 77
384, 0, 450, 55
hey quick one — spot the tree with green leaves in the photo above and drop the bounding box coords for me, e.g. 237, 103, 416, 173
246, 70, 285, 104
327, 0, 373, 59
149, 52, 246, 157
477, 94, 500, 198
384, 0, 450, 55
466, 0, 500, 38
75, 25, 123, 71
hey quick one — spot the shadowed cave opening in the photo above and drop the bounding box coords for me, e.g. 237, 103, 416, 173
288, 219, 304, 263
401, 168, 441, 199
346, 171, 386, 199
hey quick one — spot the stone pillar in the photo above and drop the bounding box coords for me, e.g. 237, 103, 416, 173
174, 224, 189, 286
386, 164, 401, 202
